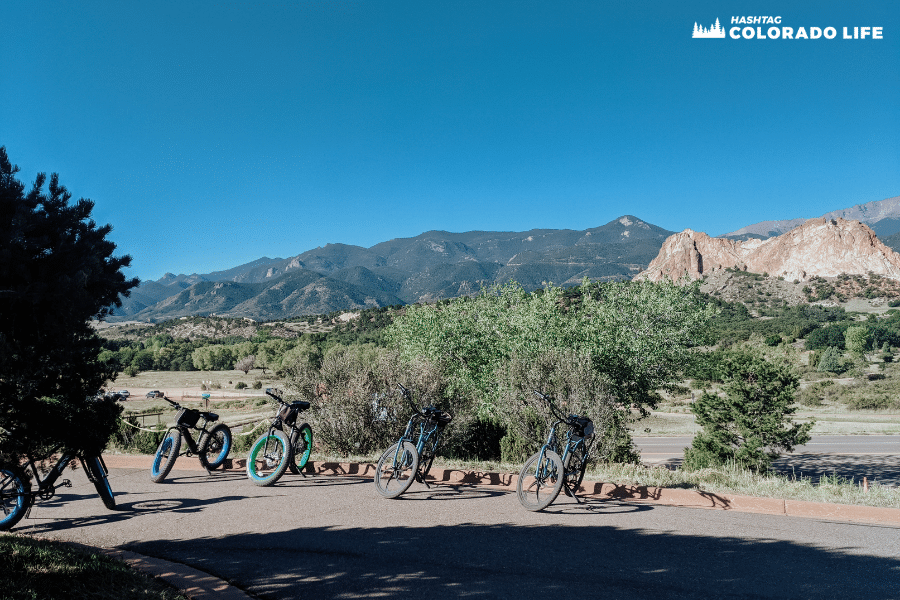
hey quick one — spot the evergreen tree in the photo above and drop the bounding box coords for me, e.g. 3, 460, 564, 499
683, 351, 812, 472
0, 147, 138, 460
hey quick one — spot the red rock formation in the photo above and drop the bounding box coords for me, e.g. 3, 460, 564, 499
637, 218, 900, 282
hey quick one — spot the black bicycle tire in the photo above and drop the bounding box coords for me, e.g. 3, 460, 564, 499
374, 441, 418, 499
150, 430, 181, 483
199, 424, 233, 470
288, 423, 313, 475
517, 449, 564, 511
563, 445, 588, 498
0, 464, 32, 531
84, 455, 116, 510
247, 429, 291, 486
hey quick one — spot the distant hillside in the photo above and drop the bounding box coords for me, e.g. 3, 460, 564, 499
110, 216, 674, 321
725, 195, 900, 240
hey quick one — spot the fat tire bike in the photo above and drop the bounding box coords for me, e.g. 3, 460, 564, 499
516, 390, 594, 511
150, 395, 233, 483
246, 388, 313, 486
1, 446, 116, 531
374, 383, 453, 499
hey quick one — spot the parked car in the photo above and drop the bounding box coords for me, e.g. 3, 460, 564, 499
118, 390, 130, 398
145, 390, 164, 398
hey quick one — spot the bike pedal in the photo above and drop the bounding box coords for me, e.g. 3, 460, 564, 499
60, 479, 72, 488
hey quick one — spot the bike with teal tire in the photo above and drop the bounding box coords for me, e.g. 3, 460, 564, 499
517, 390, 595, 511
374, 384, 453, 499
246, 388, 313, 486
150, 395, 233, 483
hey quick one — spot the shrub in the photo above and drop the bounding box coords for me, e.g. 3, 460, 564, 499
285, 346, 461, 457
252, 381, 263, 389
496, 349, 639, 464
817, 346, 846, 374
235, 381, 248, 390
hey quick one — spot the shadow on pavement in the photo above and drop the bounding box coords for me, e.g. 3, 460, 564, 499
126, 520, 900, 600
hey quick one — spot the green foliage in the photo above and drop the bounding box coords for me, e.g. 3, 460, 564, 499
844, 325, 869, 357
683, 351, 812, 472
0, 147, 137, 460
388, 279, 713, 419
816, 346, 846, 374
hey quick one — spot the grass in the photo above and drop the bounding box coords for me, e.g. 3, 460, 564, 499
306, 451, 900, 510
0, 534, 187, 600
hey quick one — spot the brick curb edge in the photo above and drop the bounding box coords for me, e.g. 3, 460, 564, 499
52, 540, 254, 600
103, 454, 900, 526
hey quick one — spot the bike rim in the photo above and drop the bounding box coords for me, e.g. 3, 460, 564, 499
152, 437, 173, 476
249, 435, 284, 480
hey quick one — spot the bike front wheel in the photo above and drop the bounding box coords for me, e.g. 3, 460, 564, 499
150, 430, 181, 483
517, 450, 564, 511
288, 423, 313, 475
247, 429, 291, 486
0, 464, 32, 531
199, 424, 233, 470
374, 441, 418, 499
83, 455, 116, 510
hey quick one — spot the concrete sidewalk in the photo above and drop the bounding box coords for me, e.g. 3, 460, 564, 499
104, 453, 900, 526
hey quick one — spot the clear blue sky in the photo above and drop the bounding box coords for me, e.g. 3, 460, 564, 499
3, 1, 898, 282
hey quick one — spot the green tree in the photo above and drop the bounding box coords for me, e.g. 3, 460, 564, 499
844, 325, 869, 358
683, 351, 812, 471
388, 279, 714, 461
0, 147, 138, 460
816, 346, 845, 373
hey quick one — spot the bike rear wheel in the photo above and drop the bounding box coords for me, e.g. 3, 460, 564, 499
150, 430, 181, 483
517, 450, 564, 511
0, 465, 31, 531
247, 430, 291, 486
288, 423, 313, 474
199, 424, 233, 470
563, 444, 588, 498
374, 442, 418, 499
83, 455, 116, 510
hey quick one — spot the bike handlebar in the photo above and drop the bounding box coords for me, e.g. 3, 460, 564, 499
532, 390, 578, 426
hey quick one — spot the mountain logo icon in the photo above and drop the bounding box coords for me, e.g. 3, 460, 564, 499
693, 19, 726, 38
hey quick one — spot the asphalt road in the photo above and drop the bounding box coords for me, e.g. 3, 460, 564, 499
636, 435, 900, 486
16, 466, 900, 599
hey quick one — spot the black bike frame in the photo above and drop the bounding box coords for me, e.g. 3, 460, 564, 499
22, 448, 108, 498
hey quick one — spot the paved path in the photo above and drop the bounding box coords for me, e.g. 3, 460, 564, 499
16, 465, 900, 599
637, 435, 900, 486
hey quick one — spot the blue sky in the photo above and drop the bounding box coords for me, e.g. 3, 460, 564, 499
3, 1, 898, 282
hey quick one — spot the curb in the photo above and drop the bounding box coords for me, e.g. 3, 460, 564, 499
102, 454, 900, 526
53, 540, 254, 600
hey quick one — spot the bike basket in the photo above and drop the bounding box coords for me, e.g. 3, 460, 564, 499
277, 404, 298, 427
176, 408, 201, 428
572, 416, 594, 438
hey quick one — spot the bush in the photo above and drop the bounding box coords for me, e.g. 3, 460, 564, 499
252, 381, 263, 389
496, 349, 639, 464
235, 381, 248, 390
285, 346, 461, 457
817, 346, 846, 374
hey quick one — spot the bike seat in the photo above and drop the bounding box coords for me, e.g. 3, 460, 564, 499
201, 412, 219, 422
290, 401, 311, 411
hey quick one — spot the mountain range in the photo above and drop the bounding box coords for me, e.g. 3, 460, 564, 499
112, 216, 673, 322
112, 195, 900, 322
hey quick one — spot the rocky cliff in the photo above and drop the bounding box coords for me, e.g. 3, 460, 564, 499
637, 218, 900, 282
